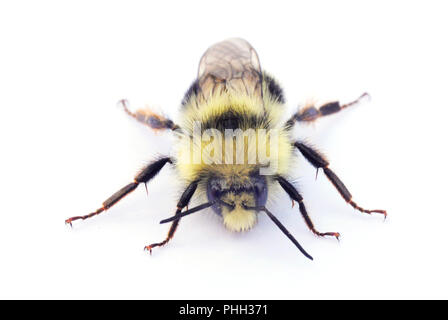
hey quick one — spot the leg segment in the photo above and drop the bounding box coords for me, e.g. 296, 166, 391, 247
144, 218, 180, 254
276, 176, 340, 239
144, 181, 198, 253
294, 142, 387, 217
119, 99, 179, 131
286, 92, 369, 126
65, 157, 172, 226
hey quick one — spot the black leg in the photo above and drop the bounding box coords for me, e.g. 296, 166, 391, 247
276, 176, 340, 239
294, 142, 387, 218
286, 92, 369, 126
119, 99, 179, 131
65, 157, 172, 226
144, 181, 199, 253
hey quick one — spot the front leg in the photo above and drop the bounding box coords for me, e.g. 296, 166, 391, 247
276, 176, 340, 240
144, 181, 199, 254
294, 141, 387, 218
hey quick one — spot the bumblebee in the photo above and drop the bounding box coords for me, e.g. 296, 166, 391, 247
66, 38, 386, 260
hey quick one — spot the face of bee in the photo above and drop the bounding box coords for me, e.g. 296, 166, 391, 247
206, 175, 268, 232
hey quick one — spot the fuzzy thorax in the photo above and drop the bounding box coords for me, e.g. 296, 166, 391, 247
175, 90, 294, 182
174, 82, 293, 232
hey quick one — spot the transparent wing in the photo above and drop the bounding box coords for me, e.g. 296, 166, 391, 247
197, 38, 262, 100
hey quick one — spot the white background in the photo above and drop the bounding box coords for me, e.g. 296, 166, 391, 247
1, 1, 447, 299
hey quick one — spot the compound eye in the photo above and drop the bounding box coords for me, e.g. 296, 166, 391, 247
210, 183, 222, 199
252, 178, 268, 207
254, 181, 266, 197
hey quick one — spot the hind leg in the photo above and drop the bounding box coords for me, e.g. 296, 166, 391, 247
119, 99, 179, 131
286, 92, 369, 126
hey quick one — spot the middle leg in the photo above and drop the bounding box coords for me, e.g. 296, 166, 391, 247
294, 141, 387, 218
65, 157, 172, 226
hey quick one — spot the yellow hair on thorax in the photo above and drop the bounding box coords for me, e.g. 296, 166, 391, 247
175, 87, 293, 184
180, 82, 285, 132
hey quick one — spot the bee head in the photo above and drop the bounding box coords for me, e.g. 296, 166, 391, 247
206, 175, 268, 232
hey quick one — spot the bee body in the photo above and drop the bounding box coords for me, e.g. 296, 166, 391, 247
66, 38, 386, 259
176, 39, 295, 232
